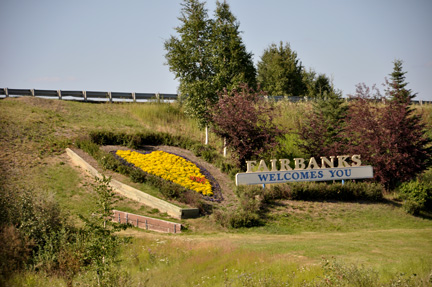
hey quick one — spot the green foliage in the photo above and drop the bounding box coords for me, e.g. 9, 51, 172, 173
164, 0, 217, 128
302, 69, 333, 98
0, 225, 32, 281
317, 257, 379, 286
75, 137, 102, 158
265, 181, 384, 202
211, 0, 256, 91
387, 59, 416, 103
165, 0, 256, 127
399, 180, 432, 215
257, 41, 306, 97
298, 88, 348, 157
214, 186, 262, 228
78, 176, 129, 285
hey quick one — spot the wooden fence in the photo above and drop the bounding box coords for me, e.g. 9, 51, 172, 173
1, 87, 430, 104
112, 210, 181, 233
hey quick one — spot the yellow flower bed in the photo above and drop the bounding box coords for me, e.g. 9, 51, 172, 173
116, 150, 213, 196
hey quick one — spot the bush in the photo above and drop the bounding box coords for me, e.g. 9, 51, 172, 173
399, 180, 432, 215
214, 186, 263, 228
75, 138, 101, 159
265, 181, 383, 202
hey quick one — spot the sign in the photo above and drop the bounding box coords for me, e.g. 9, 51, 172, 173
236, 166, 373, 185
235, 155, 373, 186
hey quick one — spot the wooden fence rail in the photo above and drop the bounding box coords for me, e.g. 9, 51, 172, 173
1, 87, 430, 104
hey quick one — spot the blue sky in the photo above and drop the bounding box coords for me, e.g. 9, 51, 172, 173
1, 0, 431, 100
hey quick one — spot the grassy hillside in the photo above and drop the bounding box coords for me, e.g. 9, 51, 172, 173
1, 97, 432, 286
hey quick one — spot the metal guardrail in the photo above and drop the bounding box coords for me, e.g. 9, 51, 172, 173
0, 88, 178, 102
1, 87, 430, 104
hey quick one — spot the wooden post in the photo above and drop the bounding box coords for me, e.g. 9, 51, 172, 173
4, 88, 8, 97
132, 92, 136, 103
30, 89, 35, 97
83, 91, 87, 101
108, 91, 112, 103
174, 225, 176, 234
136, 217, 139, 227
57, 90, 62, 100
145, 220, 148, 230
126, 213, 128, 224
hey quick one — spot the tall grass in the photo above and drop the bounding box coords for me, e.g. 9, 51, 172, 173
128, 102, 223, 149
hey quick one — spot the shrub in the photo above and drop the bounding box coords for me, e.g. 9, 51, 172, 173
266, 181, 383, 202
100, 153, 120, 171
214, 186, 263, 228
0, 225, 32, 279
75, 138, 101, 159
399, 180, 432, 215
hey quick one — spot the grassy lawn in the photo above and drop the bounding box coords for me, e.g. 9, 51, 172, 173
1, 97, 431, 286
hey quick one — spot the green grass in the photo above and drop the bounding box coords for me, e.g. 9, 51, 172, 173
1, 97, 432, 286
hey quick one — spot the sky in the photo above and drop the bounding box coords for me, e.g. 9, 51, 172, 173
1, 0, 431, 101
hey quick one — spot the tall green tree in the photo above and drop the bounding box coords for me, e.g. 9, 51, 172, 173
165, 0, 256, 144
211, 0, 256, 92
257, 42, 306, 97
164, 0, 215, 129
298, 88, 348, 157
387, 59, 416, 103
302, 69, 333, 98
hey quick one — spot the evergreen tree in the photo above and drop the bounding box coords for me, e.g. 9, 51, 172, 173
387, 59, 416, 103
302, 69, 333, 98
298, 88, 348, 157
257, 42, 306, 97
211, 0, 256, 92
164, 0, 215, 129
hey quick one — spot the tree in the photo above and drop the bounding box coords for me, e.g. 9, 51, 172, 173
257, 42, 306, 97
165, 0, 256, 145
298, 88, 348, 157
387, 59, 416, 103
164, 0, 215, 130
210, 84, 283, 168
211, 0, 256, 92
79, 176, 128, 285
343, 82, 431, 190
302, 69, 333, 98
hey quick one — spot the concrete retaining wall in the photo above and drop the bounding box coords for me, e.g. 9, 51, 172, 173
66, 148, 199, 219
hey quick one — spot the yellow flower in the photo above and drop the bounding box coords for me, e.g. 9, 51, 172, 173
116, 150, 212, 196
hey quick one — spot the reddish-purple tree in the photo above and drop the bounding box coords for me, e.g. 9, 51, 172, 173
343, 83, 431, 190
210, 84, 283, 168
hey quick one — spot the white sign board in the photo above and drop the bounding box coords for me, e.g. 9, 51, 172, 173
235, 166, 373, 186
